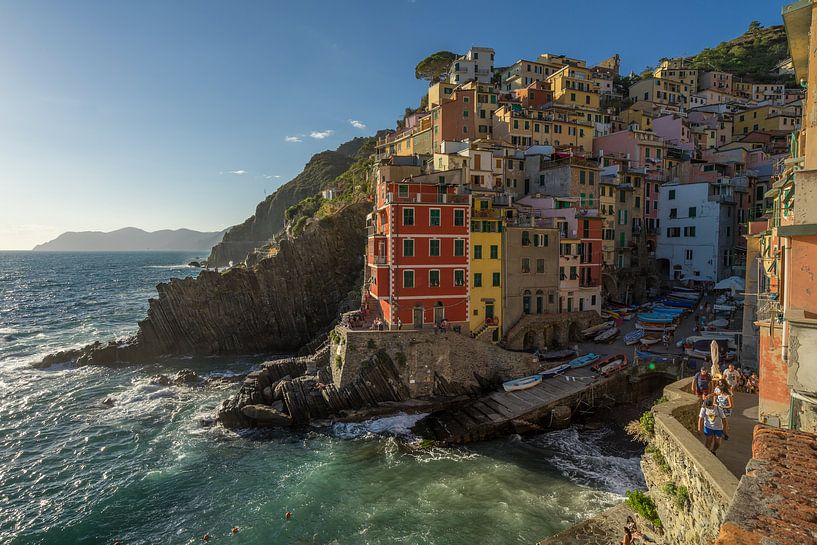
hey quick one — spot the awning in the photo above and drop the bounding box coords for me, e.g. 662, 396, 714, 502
764, 188, 780, 199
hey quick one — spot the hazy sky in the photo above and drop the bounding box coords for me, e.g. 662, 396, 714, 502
0, 0, 784, 250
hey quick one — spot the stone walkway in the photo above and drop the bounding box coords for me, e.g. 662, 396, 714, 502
694, 391, 758, 478
537, 503, 665, 545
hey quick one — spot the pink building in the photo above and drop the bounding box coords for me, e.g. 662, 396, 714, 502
653, 114, 694, 151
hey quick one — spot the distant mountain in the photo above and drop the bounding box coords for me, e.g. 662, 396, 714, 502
32, 227, 225, 252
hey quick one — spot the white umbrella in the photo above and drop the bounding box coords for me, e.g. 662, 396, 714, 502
713, 276, 745, 292
710, 339, 720, 379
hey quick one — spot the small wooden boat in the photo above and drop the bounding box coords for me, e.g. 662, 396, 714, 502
623, 329, 645, 345
640, 334, 662, 345
539, 363, 571, 378
536, 348, 577, 362
599, 355, 629, 376
594, 327, 620, 343
636, 322, 677, 332
581, 321, 614, 337
503, 375, 542, 392
568, 353, 599, 368
591, 354, 627, 373
637, 313, 675, 323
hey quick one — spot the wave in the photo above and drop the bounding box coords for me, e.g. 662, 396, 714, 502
143, 264, 196, 270
330, 412, 427, 440
527, 426, 645, 496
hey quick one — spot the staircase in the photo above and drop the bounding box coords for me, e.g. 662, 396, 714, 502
471, 320, 499, 343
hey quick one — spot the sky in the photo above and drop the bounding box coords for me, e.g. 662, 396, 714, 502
0, 0, 786, 250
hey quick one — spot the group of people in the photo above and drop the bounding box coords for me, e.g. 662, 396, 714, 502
692, 363, 757, 455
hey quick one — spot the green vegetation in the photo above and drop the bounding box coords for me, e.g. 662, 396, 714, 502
333, 355, 343, 370
626, 410, 656, 443
662, 482, 690, 510
418, 438, 435, 449
646, 445, 671, 474
415, 51, 458, 81
314, 156, 376, 220
625, 490, 662, 529
653, 396, 669, 406
690, 23, 792, 84
640, 410, 655, 435
328, 329, 341, 344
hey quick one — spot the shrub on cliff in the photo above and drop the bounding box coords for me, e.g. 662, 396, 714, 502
415, 51, 458, 82
625, 490, 662, 529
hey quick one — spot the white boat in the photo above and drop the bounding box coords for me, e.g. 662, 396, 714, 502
503, 375, 542, 392
640, 335, 661, 346
581, 321, 614, 337
707, 318, 730, 328
594, 327, 620, 342
623, 329, 646, 345
636, 322, 677, 332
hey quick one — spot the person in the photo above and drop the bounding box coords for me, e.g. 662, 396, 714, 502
692, 366, 711, 399
698, 396, 729, 454
714, 381, 733, 418
723, 364, 740, 393
622, 527, 634, 545
397, 318, 402, 330
746, 372, 759, 394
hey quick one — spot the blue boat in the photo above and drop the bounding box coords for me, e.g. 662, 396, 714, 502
637, 313, 675, 323
568, 353, 599, 368
623, 329, 646, 345
636, 350, 675, 363
651, 306, 686, 315
539, 363, 571, 378
503, 374, 542, 392
659, 298, 695, 308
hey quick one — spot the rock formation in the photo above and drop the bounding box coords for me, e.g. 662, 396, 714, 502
36, 202, 370, 367
207, 137, 373, 267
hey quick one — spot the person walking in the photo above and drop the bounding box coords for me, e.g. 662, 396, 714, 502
714, 380, 733, 418
723, 363, 740, 393
698, 396, 729, 454
692, 366, 711, 399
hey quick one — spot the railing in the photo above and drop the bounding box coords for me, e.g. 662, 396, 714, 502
708, 194, 736, 204
371, 255, 387, 265
387, 192, 470, 205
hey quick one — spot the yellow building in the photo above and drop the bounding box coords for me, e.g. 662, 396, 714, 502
629, 77, 692, 108
653, 58, 699, 89
374, 114, 434, 158
733, 103, 802, 135
492, 104, 594, 150
469, 194, 506, 341
547, 64, 601, 110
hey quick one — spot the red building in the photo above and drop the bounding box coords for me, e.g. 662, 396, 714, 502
367, 167, 471, 328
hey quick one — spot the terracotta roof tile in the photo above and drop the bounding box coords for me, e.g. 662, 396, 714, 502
715, 425, 817, 545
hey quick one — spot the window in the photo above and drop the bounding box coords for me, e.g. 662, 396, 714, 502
403, 239, 414, 257
685, 249, 693, 260
492, 272, 500, 287
403, 208, 414, 225
619, 190, 626, 203
429, 239, 440, 256
474, 273, 483, 287
559, 266, 565, 280
521, 258, 531, 273
589, 172, 595, 185
454, 269, 465, 287
454, 208, 465, 226
490, 245, 498, 259
536, 258, 545, 273
454, 239, 465, 256
668, 189, 676, 200
398, 184, 408, 198
429, 270, 440, 287
570, 266, 578, 280
403, 270, 414, 288
522, 231, 531, 246
473, 245, 482, 259
635, 196, 641, 209
688, 206, 696, 218
670, 208, 677, 219
580, 170, 586, 184
684, 226, 696, 237
591, 295, 597, 306
666, 227, 681, 237
429, 208, 441, 226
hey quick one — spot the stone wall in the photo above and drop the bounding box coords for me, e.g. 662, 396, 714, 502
643, 378, 740, 545
331, 327, 541, 398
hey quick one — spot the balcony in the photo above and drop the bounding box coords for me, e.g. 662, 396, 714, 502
708, 194, 736, 204
372, 255, 387, 265
387, 192, 470, 205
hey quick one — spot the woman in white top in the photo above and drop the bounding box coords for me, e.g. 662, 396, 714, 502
698, 396, 729, 454
714, 380, 733, 418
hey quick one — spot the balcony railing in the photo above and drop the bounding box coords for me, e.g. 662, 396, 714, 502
387, 192, 470, 205
708, 194, 736, 204
371, 255, 387, 265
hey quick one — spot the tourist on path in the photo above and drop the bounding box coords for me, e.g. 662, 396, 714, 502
723, 364, 740, 393
698, 396, 729, 454
692, 366, 711, 399
714, 381, 733, 418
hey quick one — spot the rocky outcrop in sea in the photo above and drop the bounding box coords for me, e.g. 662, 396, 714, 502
36, 203, 369, 368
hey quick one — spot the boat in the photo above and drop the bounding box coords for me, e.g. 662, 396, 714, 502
601, 310, 620, 319
639, 334, 662, 345
650, 306, 686, 315
539, 363, 571, 378
536, 348, 577, 362
713, 304, 737, 312
623, 329, 646, 345
707, 318, 730, 328
598, 355, 629, 376
581, 321, 614, 337
636, 351, 675, 364
669, 291, 700, 301
568, 353, 600, 368
594, 327, 620, 343
658, 298, 695, 308
636, 313, 675, 323
591, 354, 627, 372
503, 375, 542, 392
636, 322, 677, 332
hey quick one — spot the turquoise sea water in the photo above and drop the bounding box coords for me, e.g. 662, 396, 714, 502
0, 251, 644, 545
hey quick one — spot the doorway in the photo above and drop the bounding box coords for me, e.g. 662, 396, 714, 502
413, 305, 424, 328
433, 301, 445, 324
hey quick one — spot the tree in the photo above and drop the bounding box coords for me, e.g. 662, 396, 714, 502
415, 51, 458, 82
748, 20, 762, 33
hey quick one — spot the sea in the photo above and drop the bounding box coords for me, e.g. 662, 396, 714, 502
0, 251, 645, 545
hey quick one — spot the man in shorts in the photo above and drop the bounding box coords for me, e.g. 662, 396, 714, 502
698, 396, 729, 454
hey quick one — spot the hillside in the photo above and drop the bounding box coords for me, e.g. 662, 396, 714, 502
206, 136, 374, 267
33, 227, 224, 252
689, 23, 792, 83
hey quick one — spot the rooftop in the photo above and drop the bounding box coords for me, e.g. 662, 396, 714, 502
715, 425, 817, 545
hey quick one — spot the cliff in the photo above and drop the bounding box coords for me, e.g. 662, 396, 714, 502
206, 137, 373, 267
36, 202, 370, 367
33, 227, 225, 252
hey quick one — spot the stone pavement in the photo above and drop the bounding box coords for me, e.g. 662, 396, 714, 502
537, 502, 665, 545
695, 391, 758, 478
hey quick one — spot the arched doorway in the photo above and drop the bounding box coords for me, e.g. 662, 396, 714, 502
567, 321, 581, 342
523, 290, 531, 314
536, 290, 544, 314
434, 301, 445, 325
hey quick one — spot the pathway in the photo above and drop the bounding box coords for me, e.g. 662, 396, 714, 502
696, 391, 758, 477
